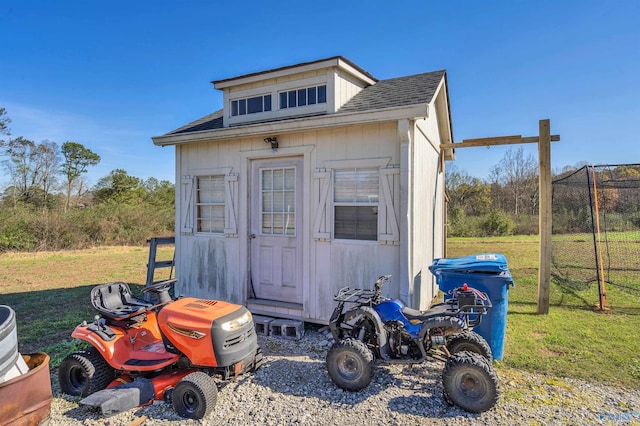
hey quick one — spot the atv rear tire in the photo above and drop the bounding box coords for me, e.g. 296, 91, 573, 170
326, 338, 374, 391
172, 372, 218, 420
446, 331, 493, 363
442, 351, 500, 413
58, 348, 115, 397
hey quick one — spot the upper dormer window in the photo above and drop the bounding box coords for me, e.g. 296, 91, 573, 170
279, 85, 327, 109
231, 94, 272, 117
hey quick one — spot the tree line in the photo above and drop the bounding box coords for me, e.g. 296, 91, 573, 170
446, 145, 640, 237
3, 105, 637, 250
0, 108, 174, 252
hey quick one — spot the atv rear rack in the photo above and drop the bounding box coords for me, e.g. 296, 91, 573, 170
333, 287, 377, 304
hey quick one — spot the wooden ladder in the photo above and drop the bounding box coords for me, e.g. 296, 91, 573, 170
144, 237, 175, 300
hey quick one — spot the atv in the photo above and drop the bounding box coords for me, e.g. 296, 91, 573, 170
58, 279, 263, 419
326, 274, 499, 413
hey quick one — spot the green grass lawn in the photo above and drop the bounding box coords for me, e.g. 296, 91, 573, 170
0, 246, 175, 365
1, 240, 638, 388
448, 236, 640, 388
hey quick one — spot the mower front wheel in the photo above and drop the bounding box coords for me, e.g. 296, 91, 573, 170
172, 372, 218, 420
58, 348, 115, 397
326, 338, 375, 391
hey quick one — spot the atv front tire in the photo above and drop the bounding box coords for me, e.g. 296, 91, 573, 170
442, 351, 500, 413
172, 372, 218, 420
446, 331, 493, 363
58, 348, 115, 397
326, 338, 374, 391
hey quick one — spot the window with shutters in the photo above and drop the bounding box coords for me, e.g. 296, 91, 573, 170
196, 175, 225, 233
333, 168, 379, 241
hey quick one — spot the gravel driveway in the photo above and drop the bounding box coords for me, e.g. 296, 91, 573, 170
49, 326, 640, 425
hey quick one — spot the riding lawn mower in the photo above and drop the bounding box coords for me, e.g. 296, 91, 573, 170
58, 279, 263, 419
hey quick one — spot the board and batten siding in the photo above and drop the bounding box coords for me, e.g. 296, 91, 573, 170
308, 122, 401, 322
410, 116, 445, 310
333, 69, 368, 113
173, 116, 443, 323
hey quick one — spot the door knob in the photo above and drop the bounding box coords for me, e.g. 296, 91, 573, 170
249, 234, 256, 239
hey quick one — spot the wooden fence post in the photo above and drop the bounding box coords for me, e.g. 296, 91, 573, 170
537, 119, 552, 314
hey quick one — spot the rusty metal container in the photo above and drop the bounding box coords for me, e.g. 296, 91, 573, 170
0, 352, 53, 426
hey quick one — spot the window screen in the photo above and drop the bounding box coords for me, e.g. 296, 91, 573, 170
333, 168, 379, 240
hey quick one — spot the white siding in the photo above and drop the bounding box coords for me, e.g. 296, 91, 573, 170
333, 70, 368, 112
173, 88, 448, 322
411, 114, 445, 310
175, 121, 407, 323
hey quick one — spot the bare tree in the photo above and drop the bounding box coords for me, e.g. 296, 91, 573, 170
1, 137, 61, 208
2, 137, 36, 204
33, 140, 60, 207
489, 147, 538, 215
445, 164, 491, 215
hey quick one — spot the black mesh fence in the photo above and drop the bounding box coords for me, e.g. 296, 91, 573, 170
552, 164, 640, 307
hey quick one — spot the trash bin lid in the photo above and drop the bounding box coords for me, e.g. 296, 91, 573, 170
429, 254, 509, 273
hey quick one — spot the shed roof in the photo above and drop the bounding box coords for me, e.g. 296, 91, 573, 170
166, 69, 447, 136
338, 70, 445, 113
213, 56, 377, 87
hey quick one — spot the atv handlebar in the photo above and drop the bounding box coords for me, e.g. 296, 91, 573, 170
374, 275, 392, 292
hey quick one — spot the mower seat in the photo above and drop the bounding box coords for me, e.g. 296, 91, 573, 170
91, 282, 153, 320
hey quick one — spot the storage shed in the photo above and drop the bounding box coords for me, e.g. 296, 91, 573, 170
152, 56, 455, 323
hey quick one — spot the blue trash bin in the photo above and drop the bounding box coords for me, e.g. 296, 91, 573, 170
429, 254, 514, 361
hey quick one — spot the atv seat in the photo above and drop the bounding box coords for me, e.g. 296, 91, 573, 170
401, 303, 453, 322
91, 282, 153, 320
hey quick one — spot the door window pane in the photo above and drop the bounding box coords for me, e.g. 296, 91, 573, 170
261, 167, 296, 236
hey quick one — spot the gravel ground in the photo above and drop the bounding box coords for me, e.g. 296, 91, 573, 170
48, 326, 640, 426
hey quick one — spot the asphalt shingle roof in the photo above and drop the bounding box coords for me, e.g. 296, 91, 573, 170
169, 110, 224, 135
166, 70, 445, 136
338, 70, 445, 113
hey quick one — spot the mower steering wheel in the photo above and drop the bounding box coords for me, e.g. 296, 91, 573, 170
142, 278, 177, 294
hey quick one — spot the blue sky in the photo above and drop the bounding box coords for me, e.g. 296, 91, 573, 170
1, 0, 638, 186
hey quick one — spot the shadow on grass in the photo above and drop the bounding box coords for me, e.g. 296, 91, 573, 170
2, 282, 146, 353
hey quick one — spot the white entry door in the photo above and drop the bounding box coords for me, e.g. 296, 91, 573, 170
250, 157, 303, 304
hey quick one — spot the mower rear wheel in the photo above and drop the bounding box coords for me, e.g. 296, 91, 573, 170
172, 372, 218, 420
446, 331, 493, 363
58, 348, 115, 397
326, 338, 375, 391
442, 351, 499, 413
